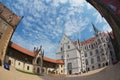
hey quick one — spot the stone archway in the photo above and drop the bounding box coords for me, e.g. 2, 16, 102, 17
34, 56, 43, 74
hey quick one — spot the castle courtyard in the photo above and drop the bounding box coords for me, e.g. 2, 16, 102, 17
0, 62, 120, 80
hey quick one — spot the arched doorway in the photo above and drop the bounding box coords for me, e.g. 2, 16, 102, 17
37, 68, 40, 73
106, 62, 108, 66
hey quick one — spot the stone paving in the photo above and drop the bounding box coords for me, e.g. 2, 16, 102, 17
0, 62, 120, 80
41, 62, 120, 80
0, 66, 42, 80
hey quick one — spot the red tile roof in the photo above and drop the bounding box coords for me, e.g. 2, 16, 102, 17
9, 42, 64, 64
43, 57, 64, 64
73, 41, 77, 46
9, 42, 35, 57
73, 32, 109, 46
81, 37, 96, 46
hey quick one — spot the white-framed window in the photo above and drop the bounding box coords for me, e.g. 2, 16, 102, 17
97, 56, 100, 62
90, 51, 93, 56
86, 59, 88, 65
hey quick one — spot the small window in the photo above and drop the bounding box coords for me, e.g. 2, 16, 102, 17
61, 47, 63, 51
0, 32, 3, 39
90, 51, 92, 56
95, 49, 98, 54
91, 58, 94, 64
67, 55, 69, 58
2, 23, 7, 30
18, 62, 20, 65
61, 70, 63, 73
27, 66, 29, 70
86, 59, 88, 65
68, 45, 70, 49
85, 53, 87, 57
92, 66, 94, 69
98, 64, 101, 68
97, 56, 100, 62
61, 56, 63, 59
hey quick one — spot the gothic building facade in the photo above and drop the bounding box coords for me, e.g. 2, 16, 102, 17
0, 2, 22, 65
56, 24, 117, 74
86, 0, 120, 60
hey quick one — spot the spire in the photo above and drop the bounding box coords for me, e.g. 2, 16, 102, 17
92, 23, 99, 33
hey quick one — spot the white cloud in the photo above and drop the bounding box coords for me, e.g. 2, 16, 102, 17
89, 26, 93, 32
65, 17, 89, 36
70, 0, 85, 7
60, 0, 68, 3
93, 12, 104, 24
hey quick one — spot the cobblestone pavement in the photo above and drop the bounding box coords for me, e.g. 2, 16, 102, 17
41, 62, 120, 80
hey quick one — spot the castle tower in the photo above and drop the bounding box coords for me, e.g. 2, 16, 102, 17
0, 2, 22, 65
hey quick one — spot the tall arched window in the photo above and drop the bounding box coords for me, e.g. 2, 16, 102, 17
97, 56, 100, 62
86, 59, 88, 65
36, 57, 41, 65
91, 58, 94, 64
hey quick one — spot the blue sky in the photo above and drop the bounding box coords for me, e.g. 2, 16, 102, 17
1, 0, 112, 59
